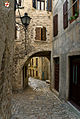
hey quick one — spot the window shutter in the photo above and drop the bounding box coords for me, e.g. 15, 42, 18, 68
33, 0, 36, 8
47, 0, 52, 11
49, 0, 52, 11
47, 0, 48, 10
63, 0, 68, 29
14, 0, 17, 11
36, 58, 38, 66
53, 14, 58, 37
35, 27, 41, 40
42, 27, 46, 41
15, 26, 17, 39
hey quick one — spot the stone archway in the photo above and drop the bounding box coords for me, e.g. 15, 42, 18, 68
13, 49, 51, 91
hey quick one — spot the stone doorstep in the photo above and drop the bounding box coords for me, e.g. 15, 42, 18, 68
67, 102, 80, 118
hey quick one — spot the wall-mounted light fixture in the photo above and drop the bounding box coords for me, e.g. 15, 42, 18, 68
14, 0, 31, 51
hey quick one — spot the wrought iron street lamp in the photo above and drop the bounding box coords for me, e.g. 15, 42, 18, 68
20, 13, 31, 28
20, 13, 31, 52
15, 0, 31, 52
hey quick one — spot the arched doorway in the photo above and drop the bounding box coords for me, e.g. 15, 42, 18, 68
12, 50, 51, 91
22, 51, 51, 89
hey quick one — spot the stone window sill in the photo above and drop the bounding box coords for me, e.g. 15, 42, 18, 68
34, 40, 47, 43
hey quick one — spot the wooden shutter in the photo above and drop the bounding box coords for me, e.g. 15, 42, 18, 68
73, 0, 79, 16
47, 0, 52, 11
42, 27, 46, 41
36, 58, 38, 67
14, 0, 17, 11
35, 27, 41, 40
33, 0, 36, 8
63, 0, 68, 29
36, 71, 38, 77
54, 58, 59, 92
32, 59, 33, 66
33, 70, 34, 77
49, 0, 52, 11
30, 69, 31, 76
15, 26, 17, 39
53, 14, 58, 37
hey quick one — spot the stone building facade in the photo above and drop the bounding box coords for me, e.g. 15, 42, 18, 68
52, 0, 80, 109
13, 0, 53, 91
28, 57, 50, 80
0, 0, 15, 118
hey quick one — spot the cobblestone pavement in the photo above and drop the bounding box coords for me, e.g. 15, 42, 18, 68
11, 77, 80, 119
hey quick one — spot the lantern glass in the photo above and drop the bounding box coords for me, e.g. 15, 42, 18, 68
21, 13, 31, 27
27, 16, 31, 25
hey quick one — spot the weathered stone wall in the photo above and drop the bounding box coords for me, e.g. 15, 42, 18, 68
13, 0, 53, 90
0, 1, 14, 118
52, 0, 80, 99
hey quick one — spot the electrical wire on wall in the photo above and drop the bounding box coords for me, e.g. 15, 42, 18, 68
53, 0, 78, 15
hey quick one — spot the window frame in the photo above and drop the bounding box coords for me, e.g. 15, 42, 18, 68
33, 70, 34, 77
53, 14, 58, 37
72, 0, 79, 16
63, 0, 68, 29
36, 70, 38, 77
47, 0, 52, 12
36, 58, 38, 67
32, 59, 34, 66
32, 0, 36, 8
70, 0, 79, 23
35, 26, 46, 41
37, 0, 45, 10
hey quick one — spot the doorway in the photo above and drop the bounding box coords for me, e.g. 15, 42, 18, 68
69, 56, 80, 109
54, 57, 59, 92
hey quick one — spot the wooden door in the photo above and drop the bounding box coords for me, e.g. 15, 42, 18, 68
54, 58, 59, 92
70, 56, 80, 107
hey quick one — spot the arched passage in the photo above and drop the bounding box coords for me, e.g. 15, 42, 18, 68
13, 50, 51, 91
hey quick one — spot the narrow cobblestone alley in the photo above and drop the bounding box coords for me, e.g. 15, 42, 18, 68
11, 78, 80, 119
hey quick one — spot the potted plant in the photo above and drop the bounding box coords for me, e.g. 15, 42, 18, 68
69, 16, 74, 23
69, 10, 79, 23
74, 11, 79, 18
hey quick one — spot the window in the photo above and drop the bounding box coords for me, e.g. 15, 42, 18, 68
37, 0, 45, 10
36, 71, 38, 77
35, 27, 46, 41
47, 0, 52, 11
53, 14, 58, 37
41, 1, 45, 10
63, 0, 68, 29
32, 0, 52, 11
30, 69, 31, 76
36, 58, 38, 67
69, 0, 79, 23
37, 1, 40, 10
32, 0, 36, 8
72, 0, 79, 16
29, 61, 31, 67
32, 59, 34, 66
33, 70, 34, 77
15, 26, 17, 39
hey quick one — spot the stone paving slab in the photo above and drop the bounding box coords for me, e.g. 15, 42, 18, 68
11, 78, 80, 119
